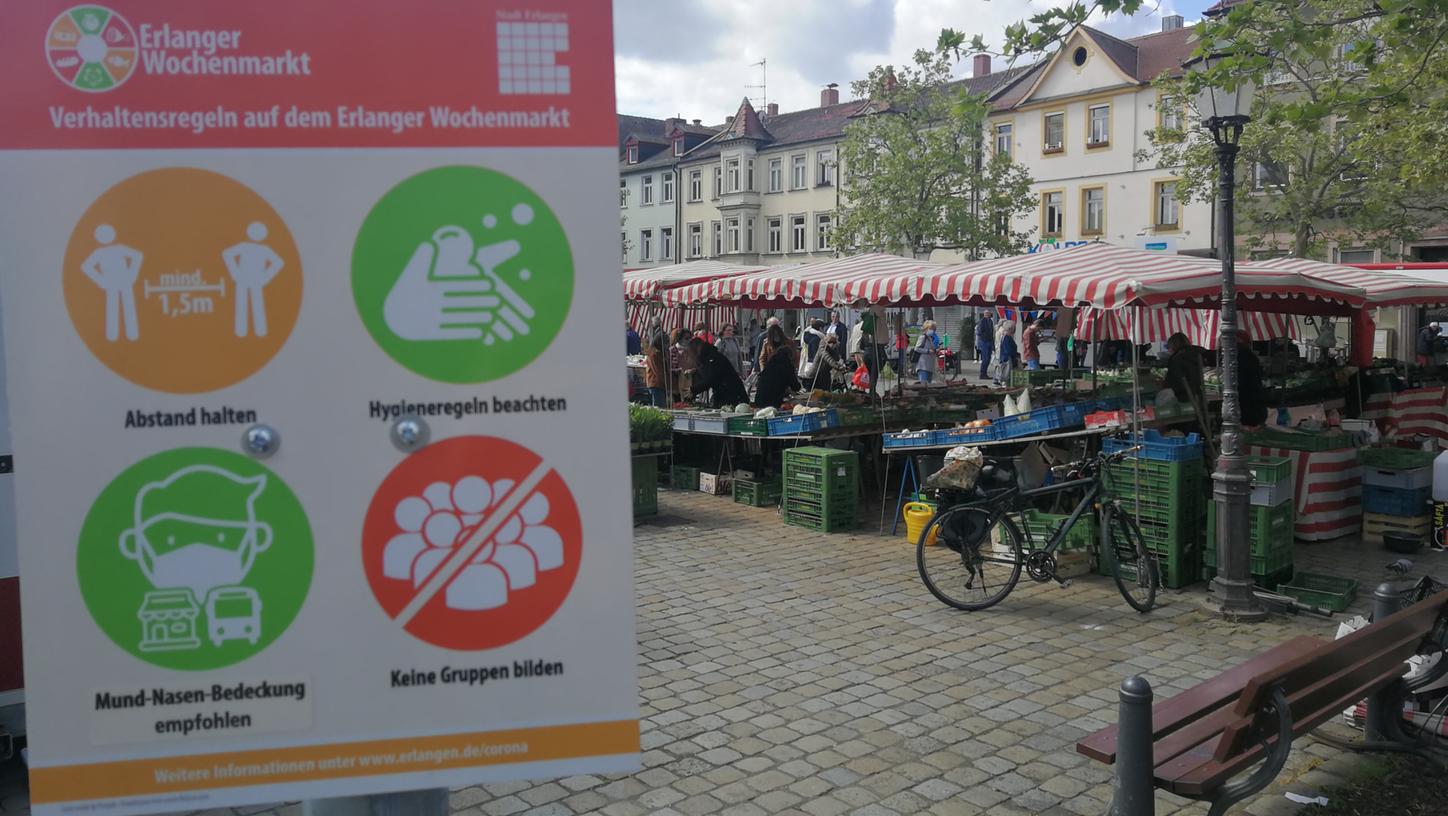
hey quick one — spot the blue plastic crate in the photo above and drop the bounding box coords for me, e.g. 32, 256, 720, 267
883, 430, 935, 448
768, 412, 827, 436
1104, 429, 1204, 462
822, 408, 840, 428
997, 406, 1065, 440
1060, 403, 1092, 428
1361, 484, 1431, 517
935, 424, 1001, 446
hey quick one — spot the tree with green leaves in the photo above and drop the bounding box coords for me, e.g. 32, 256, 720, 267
940, 0, 1448, 259
834, 49, 1037, 261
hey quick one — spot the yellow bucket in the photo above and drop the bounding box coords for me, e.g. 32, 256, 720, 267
904, 501, 939, 545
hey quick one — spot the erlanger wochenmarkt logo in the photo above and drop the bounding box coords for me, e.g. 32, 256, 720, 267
47, 6, 138, 92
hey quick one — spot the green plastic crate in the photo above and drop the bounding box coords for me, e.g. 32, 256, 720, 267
783, 491, 856, 516
1010, 368, 1072, 387
1246, 456, 1292, 485
1017, 509, 1096, 552
1207, 500, 1294, 555
784, 447, 859, 467
1277, 572, 1358, 612
1358, 448, 1436, 471
670, 465, 700, 490
732, 478, 782, 507
1096, 541, 1198, 589
783, 504, 857, 533
1202, 540, 1292, 578
1202, 563, 1294, 591
1244, 427, 1354, 452
835, 408, 878, 428
632, 457, 659, 518
726, 416, 770, 436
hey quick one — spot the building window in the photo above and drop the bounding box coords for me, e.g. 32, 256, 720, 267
725, 158, 741, 193
1042, 191, 1064, 236
1088, 104, 1110, 147
994, 123, 1013, 158
688, 169, 702, 202
1336, 247, 1377, 264
712, 166, 722, 199
673, 137, 684, 157
640, 229, 653, 261
745, 217, 755, 252
790, 215, 806, 251
687, 223, 702, 258
661, 172, 674, 203
791, 154, 807, 189
660, 226, 673, 261
1082, 187, 1105, 234
1043, 112, 1064, 153
626, 144, 638, 164
768, 158, 783, 192
641, 175, 654, 205
726, 217, 741, 252
711, 221, 722, 256
620, 231, 627, 263
1159, 94, 1183, 132
767, 217, 782, 253
747, 160, 755, 192
816, 213, 833, 251
816, 149, 835, 186
1154, 181, 1180, 229
619, 178, 627, 208
1253, 161, 1287, 191
993, 212, 1010, 237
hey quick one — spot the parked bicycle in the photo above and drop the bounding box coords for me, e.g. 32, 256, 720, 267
916, 446, 1160, 613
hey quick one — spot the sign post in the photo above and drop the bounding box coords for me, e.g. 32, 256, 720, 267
0, 3, 638, 814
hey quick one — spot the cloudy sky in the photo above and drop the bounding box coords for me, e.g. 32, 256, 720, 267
614, 0, 1214, 120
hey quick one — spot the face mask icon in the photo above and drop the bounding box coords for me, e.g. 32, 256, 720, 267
118, 465, 274, 653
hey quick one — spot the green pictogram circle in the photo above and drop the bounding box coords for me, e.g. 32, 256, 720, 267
78, 448, 313, 670
352, 166, 574, 383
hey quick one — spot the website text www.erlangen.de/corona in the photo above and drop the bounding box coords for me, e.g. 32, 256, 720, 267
152, 741, 531, 785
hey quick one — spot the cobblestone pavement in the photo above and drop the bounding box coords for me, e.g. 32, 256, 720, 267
3, 489, 1444, 816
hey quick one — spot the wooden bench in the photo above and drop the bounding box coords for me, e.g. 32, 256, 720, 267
1076, 586, 1448, 816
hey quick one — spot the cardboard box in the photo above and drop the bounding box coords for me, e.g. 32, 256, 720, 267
699, 473, 731, 495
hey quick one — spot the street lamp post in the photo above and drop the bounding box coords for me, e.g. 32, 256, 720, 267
1190, 54, 1266, 621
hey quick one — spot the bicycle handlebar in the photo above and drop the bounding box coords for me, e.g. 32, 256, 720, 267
1050, 444, 1143, 479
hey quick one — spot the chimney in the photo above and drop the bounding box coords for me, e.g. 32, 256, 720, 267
692, 119, 701, 126
766, 102, 779, 118
820, 83, 839, 108
664, 117, 682, 129
1162, 14, 1184, 31
972, 54, 991, 77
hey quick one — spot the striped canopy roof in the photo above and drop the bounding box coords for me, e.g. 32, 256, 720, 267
923, 243, 1367, 313
661, 253, 940, 307
621, 260, 770, 301
1250, 256, 1448, 307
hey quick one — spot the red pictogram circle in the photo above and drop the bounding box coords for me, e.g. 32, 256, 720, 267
362, 436, 582, 650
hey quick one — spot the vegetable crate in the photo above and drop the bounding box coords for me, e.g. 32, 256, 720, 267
1201, 540, 1293, 586
1362, 466, 1432, 491
1103, 430, 1204, 462
1206, 500, 1294, 556
733, 478, 782, 508
726, 416, 770, 436
632, 456, 659, 518
1201, 562, 1295, 591
1358, 447, 1436, 471
935, 425, 999, 446
783, 502, 858, 533
1362, 511, 1431, 547
1009, 368, 1072, 388
1361, 484, 1431, 518
995, 406, 1066, 440
1097, 539, 1199, 591
884, 430, 935, 449
768, 412, 828, 436
669, 465, 700, 490
783, 448, 858, 500
1243, 427, 1354, 452
1017, 509, 1095, 553
1277, 572, 1358, 613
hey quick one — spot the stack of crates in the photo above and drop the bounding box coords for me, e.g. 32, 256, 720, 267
1203, 456, 1295, 588
1102, 447, 1207, 589
1017, 509, 1096, 579
632, 456, 659, 518
782, 447, 858, 533
1360, 454, 1433, 546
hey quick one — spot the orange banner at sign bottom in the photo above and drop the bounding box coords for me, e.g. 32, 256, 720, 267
29, 719, 640, 804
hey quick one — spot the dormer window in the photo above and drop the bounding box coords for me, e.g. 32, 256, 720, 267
626, 144, 638, 164
673, 137, 684, 157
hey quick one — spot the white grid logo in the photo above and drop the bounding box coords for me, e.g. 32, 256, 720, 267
497, 21, 571, 95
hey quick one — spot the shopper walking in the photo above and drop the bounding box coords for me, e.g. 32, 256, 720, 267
644, 335, 668, 408
715, 324, 746, 377
975, 310, 995, 380
994, 319, 1017, 386
1022, 318, 1046, 370
913, 320, 941, 384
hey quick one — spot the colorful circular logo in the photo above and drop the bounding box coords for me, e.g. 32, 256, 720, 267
362, 436, 582, 650
63, 168, 303, 393
47, 6, 137, 92
77, 448, 314, 670
352, 166, 574, 383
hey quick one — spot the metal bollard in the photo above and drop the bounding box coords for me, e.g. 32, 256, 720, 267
303, 789, 449, 816
1112, 675, 1155, 816
1372, 581, 1406, 623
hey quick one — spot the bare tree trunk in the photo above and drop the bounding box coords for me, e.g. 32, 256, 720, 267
1293, 220, 1311, 258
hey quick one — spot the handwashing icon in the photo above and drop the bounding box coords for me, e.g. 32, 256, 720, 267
119, 465, 273, 652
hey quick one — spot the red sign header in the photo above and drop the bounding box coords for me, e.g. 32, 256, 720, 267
0, 1, 616, 149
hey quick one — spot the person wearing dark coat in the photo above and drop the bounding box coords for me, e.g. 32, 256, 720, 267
1235, 331, 1269, 428
754, 338, 801, 409
1163, 333, 1205, 406
688, 339, 749, 408
808, 333, 852, 391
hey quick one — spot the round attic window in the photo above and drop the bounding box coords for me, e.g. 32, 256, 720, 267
1073, 47, 1088, 67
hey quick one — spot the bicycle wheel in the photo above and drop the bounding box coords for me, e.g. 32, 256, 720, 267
1104, 503, 1158, 613
917, 504, 1023, 611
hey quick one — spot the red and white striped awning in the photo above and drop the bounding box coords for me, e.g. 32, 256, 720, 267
922, 242, 1368, 312
622, 260, 769, 301
1250, 257, 1448, 307
661, 254, 941, 307
1075, 308, 1299, 349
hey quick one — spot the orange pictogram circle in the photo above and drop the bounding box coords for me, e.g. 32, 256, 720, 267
63, 168, 302, 394
47, 6, 138, 92
362, 436, 583, 651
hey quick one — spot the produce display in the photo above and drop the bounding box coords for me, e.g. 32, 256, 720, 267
628, 404, 673, 450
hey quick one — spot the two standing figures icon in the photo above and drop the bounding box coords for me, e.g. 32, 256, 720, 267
80, 221, 284, 341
